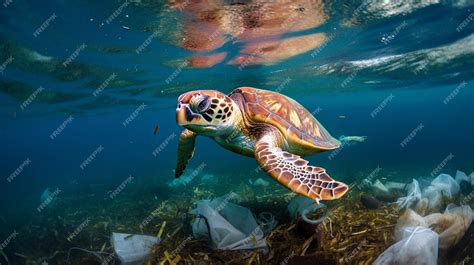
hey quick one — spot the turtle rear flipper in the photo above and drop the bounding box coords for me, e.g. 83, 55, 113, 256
175, 129, 197, 178
255, 128, 349, 203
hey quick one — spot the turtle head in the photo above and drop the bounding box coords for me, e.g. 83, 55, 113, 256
176, 90, 240, 136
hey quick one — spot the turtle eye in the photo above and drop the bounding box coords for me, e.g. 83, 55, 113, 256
197, 97, 210, 113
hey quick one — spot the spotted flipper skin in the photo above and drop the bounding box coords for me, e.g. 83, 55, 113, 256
255, 129, 349, 203
175, 129, 197, 178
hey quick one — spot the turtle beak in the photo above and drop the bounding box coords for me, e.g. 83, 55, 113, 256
176, 102, 205, 127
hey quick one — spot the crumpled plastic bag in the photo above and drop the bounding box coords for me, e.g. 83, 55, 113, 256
396, 179, 421, 208
422, 174, 460, 211
424, 204, 473, 249
430, 173, 460, 198
111, 233, 161, 265
191, 196, 271, 250
455, 170, 470, 184
394, 209, 427, 242
288, 196, 314, 219
374, 226, 438, 265
423, 185, 443, 211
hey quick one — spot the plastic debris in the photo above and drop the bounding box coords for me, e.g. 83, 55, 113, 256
394, 209, 427, 241
455, 170, 470, 184
430, 173, 460, 198
191, 196, 269, 250
396, 179, 421, 208
40, 187, 51, 203
374, 226, 438, 265
424, 204, 473, 249
288, 196, 314, 219
422, 173, 460, 211
249, 177, 270, 188
200, 174, 218, 185
384, 181, 406, 191
301, 203, 329, 225
470, 172, 474, 187
111, 232, 161, 265
167, 169, 198, 188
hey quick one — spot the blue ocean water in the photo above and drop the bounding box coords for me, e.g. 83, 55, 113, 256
0, 0, 473, 264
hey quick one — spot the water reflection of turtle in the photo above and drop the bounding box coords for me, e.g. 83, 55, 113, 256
175, 87, 348, 203
169, 0, 328, 67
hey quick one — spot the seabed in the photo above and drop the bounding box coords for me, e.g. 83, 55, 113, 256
4, 172, 473, 265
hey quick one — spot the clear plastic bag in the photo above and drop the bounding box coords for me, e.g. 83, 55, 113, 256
455, 170, 469, 184
396, 179, 421, 208
111, 233, 160, 265
394, 209, 427, 242
191, 197, 269, 250
288, 196, 314, 219
374, 226, 438, 265
424, 204, 473, 249
430, 173, 459, 198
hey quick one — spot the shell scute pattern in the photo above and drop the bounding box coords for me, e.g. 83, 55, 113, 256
230, 87, 340, 151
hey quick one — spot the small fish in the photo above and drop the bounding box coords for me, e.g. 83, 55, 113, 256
339, 115, 346, 119
153, 125, 160, 136
122, 25, 130, 30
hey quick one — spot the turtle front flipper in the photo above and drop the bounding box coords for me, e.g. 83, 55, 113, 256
255, 130, 349, 203
175, 129, 197, 178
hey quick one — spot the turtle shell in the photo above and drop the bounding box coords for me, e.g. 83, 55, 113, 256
230, 87, 340, 151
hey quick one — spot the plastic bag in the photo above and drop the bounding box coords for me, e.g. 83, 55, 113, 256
111, 233, 160, 265
373, 226, 438, 265
200, 174, 218, 185
191, 197, 268, 250
394, 209, 428, 242
372, 179, 389, 194
385, 181, 407, 191
396, 179, 421, 208
455, 170, 470, 184
424, 204, 473, 249
288, 196, 314, 219
423, 185, 443, 211
430, 173, 459, 198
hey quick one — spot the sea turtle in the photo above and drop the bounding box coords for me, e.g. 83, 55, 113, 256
175, 87, 349, 203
